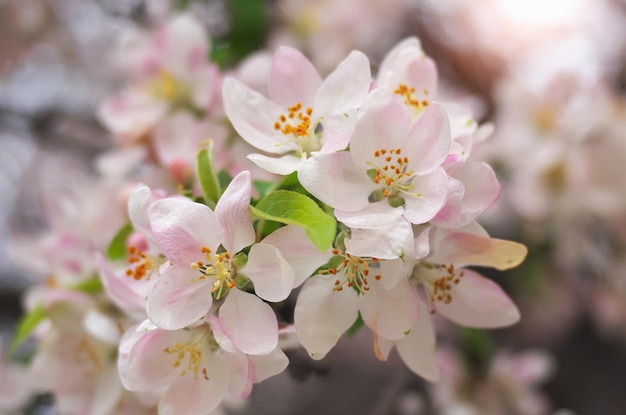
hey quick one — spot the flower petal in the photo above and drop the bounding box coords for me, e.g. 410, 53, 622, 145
396, 300, 439, 381
118, 326, 190, 391
349, 90, 411, 171
247, 152, 306, 175
359, 278, 419, 341
245, 242, 295, 302
315, 50, 371, 116
128, 184, 153, 237
158, 352, 228, 415
149, 197, 223, 265
97, 254, 149, 319
434, 161, 501, 228
318, 111, 356, 154
405, 102, 451, 175
261, 225, 332, 288
222, 78, 298, 154
343, 216, 413, 260
335, 200, 404, 229
268, 47, 321, 108
219, 289, 278, 355
294, 275, 359, 360
402, 168, 448, 224
249, 347, 289, 383
215, 171, 255, 253
146, 265, 213, 330
432, 230, 528, 270
435, 269, 520, 328
297, 152, 375, 211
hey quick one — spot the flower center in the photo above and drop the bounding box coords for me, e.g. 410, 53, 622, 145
394, 84, 430, 119
126, 246, 164, 280
368, 148, 420, 200
148, 69, 191, 104
163, 341, 210, 381
325, 250, 382, 295
190, 246, 236, 300
273, 102, 321, 155
414, 262, 465, 313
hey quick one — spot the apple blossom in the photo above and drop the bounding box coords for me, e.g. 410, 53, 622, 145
222, 46, 371, 174
118, 320, 288, 415
145, 171, 294, 355
298, 90, 450, 231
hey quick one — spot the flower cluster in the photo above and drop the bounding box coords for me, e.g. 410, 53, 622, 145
5, 14, 527, 415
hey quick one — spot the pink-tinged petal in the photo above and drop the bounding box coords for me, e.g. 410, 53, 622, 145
268, 47, 321, 108
378, 257, 414, 290
335, 200, 403, 229
128, 184, 153, 237
414, 226, 431, 260
429, 177, 466, 229
344, 216, 413, 260
297, 152, 375, 211
377, 37, 427, 90
406, 102, 451, 175
396, 300, 439, 382
219, 289, 278, 355
98, 90, 168, 141
149, 197, 223, 265
97, 254, 149, 319
373, 334, 395, 361
406, 57, 438, 99
90, 366, 123, 415
118, 327, 190, 391
158, 14, 209, 78
222, 78, 298, 154
294, 275, 359, 360
207, 314, 237, 353
247, 152, 306, 175
158, 352, 228, 415
349, 91, 411, 170
318, 111, 356, 154
359, 278, 419, 341
215, 171, 255, 253
146, 265, 213, 330
432, 231, 528, 270
245, 243, 295, 302
402, 168, 448, 224
434, 269, 520, 328
96, 147, 148, 178
315, 50, 371, 116
261, 225, 332, 288
249, 347, 289, 383
439, 161, 501, 226
225, 351, 253, 400
84, 309, 121, 345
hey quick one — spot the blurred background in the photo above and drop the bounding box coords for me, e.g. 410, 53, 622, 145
2, 0, 626, 414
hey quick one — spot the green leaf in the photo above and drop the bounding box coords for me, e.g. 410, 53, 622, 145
250, 190, 336, 251
70, 276, 104, 295
106, 223, 133, 261
196, 142, 222, 209
253, 180, 275, 200
7, 305, 46, 357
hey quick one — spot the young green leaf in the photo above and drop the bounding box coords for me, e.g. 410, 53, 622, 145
196, 142, 222, 209
70, 276, 104, 295
250, 190, 336, 251
106, 222, 133, 261
7, 305, 46, 357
